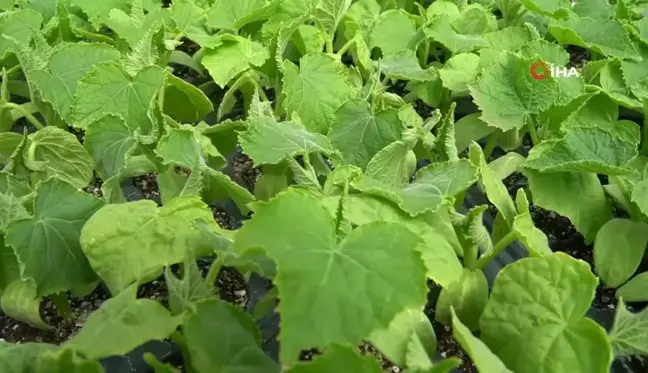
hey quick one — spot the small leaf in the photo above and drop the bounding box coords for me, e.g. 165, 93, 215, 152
365, 142, 413, 186
70, 0, 130, 29
513, 213, 552, 256
156, 127, 224, 169
617, 272, 648, 302
206, 0, 276, 31
451, 309, 513, 373
609, 298, 648, 357
202, 35, 269, 87
439, 53, 480, 96
65, 284, 180, 359
368, 9, 417, 56
184, 298, 280, 373
519, 0, 571, 17
202, 166, 255, 214
163, 72, 213, 123
164, 257, 213, 315
84, 114, 138, 180
36, 348, 105, 373
157, 166, 203, 204
328, 99, 403, 169
26, 127, 94, 188
240, 116, 333, 165
436, 268, 489, 331
1, 278, 51, 330
376, 49, 436, 81
282, 53, 356, 134
424, 15, 489, 54
286, 344, 382, 373
594, 219, 648, 287
352, 160, 478, 217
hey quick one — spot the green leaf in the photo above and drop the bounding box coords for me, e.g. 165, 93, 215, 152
0, 190, 28, 231
324, 193, 463, 288
240, 116, 333, 165
0, 236, 20, 294
352, 159, 478, 217
524, 126, 638, 174
617, 272, 648, 302
184, 298, 280, 373
424, 15, 489, 55
452, 3, 497, 34
315, 0, 352, 38
163, 72, 213, 123
525, 170, 611, 242
436, 268, 489, 331
73, 62, 165, 132
488, 153, 526, 180
594, 219, 648, 287
631, 178, 648, 217
201, 166, 255, 214
0, 343, 58, 373
519, 0, 571, 17
36, 348, 105, 373
376, 49, 436, 81
157, 166, 203, 204
513, 212, 552, 256
368, 9, 417, 56
164, 257, 213, 315
31, 43, 121, 122
156, 127, 224, 169
282, 53, 356, 134
480, 253, 612, 373
454, 114, 494, 153
84, 114, 137, 180
426, 0, 460, 21
234, 189, 427, 363
80, 197, 216, 294
549, 17, 640, 60
439, 53, 480, 96
206, 0, 276, 31
144, 353, 181, 373
599, 61, 642, 110
451, 308, 513, 373
608, 299, 648, 357
65, 284, 179, 359
369, 308, 437, 371
572, 0, 614, 19
0, 9, 42, 60
6, 178, 103, 296
26, 127, 94, 189
1, 278, 50, 329
70, 0, 130, 29
470, 52, 559, 132
328, 99, 402, 169
365, 142, 413, 186
202, 35, 269, 87
285, 344, 382, 373
469, 143, 517, 227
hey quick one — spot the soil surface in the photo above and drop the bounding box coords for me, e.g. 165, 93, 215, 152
231, 152, 261, 191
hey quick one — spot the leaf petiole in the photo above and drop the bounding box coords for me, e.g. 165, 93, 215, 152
1, 102, 44, 129
475, 230, 517, 269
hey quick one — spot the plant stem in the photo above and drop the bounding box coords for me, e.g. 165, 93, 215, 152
475, 231, 517, 269
526, 116, 540, 146
463, 244, 478, 269
52, 293, 73, 320
336, 37, 356, 56
483, 132, 500, 160
157, 85, 166, 113
205, 255, 224, 288
246, 76, 269, 102
641, 99, 648, 155
419, 42, 430, 68
2, 102, 44, 129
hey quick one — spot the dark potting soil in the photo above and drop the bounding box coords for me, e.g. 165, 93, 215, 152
566, 45, 591, 69
132, 173, 162, 204
358, 342, 400, 372
230, 152, 261, 190
215, 267, 248, 309
82, 173, 104, 198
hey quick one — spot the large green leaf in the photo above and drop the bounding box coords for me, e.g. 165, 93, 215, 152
352, 159, 478, 217
470, 52, 559, 132
282, 53, 356, 134
234, 188, 427, 363
424, 15, 489, 54
155, 126, 225, 170
239, 116, 333, 165
163, 72, 213, 123
31, 43, 121, 122
480, 253, 612, 373
70, 0, 130, 29
184, 298, 279, 373
202, 35, 269, 87
206, 0, 276, 31
315, 0, 351, 38
73, 62, 165, 132
0, 343, 57, 373
1, 278, 50, 329
609, 299, 648, 357
328, 99, 402, 169
439, 53, 480, 96
376, 50, 437, 81
26, 127, 94, 189
6, 178, 103, 296
286, 344, 382, 373
524, 126, 638, 175
80, 197, 216, 294
368, 9, 417, 56
549, 17, 640, 60
617, 272, 648, 302
525, 170, 611, 242
36, 348, 105, 373
519, 0, 571, 16
0, 9, 42, 60
65, 284, 179, 359
436, 268, 489, 331
594, 219, 648, 287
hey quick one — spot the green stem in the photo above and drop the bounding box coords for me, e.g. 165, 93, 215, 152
336, 37, 356, 56
463, 244, 478, 269
641, 99, 648, 155
52, 293, 73, 320
483, 132, 501, 160
205, 255, 224, 288
526, 116, 540, 146
157, 85, 166, 114
612, 175, 642, 221
246, 76, 269, 102
419, 42, 430, 68
475, 231, 517, 269
274, 75, 285, 117
2, 102, 44, 129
